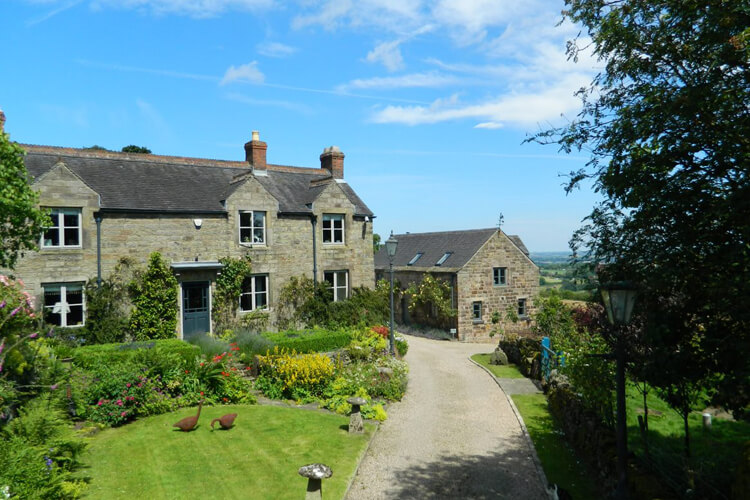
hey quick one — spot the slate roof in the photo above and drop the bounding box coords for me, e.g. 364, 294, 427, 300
374, 228, 530, 270
22, 145, 373, 216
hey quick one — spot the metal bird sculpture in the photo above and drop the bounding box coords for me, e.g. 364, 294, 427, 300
211, 413, 238, 430
173, 399, 203, 432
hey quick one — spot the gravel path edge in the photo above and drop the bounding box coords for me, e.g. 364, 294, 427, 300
468, 357, 550, 491
343, 420, 381, 498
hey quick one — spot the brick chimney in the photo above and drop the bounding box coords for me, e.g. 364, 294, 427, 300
244, 130, 267, 172
0, 108, 5, 133
320, 146, 344, 179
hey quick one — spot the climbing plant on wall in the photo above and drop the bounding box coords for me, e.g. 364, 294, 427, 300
212, 255, 253, 333
128, 252, 178, 340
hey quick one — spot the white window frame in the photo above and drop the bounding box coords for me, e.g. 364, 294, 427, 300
42, 208, 82, 248
324, 270, 349, 302
493, 267, 507, 286
43, 283, 85, 327
239, 274, 269, 312
518, 298, 528, 317
322, 214, 345, 244
239, 210, 266, 245
472, 301, 483, 323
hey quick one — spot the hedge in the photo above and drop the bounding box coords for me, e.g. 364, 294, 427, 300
72, 339, 200, 369
261, 328, 352, 353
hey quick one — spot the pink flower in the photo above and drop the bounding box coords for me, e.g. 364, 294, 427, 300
28, 332, 38, 339
116, 399, 123, 406
97, 400, 104, 406
120, 411, 127, 417
50, 384, 59, 391
126, 383, 131, 388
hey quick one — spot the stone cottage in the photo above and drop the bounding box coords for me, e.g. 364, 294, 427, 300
374, 228, 539, 342
7, 131, 374, 339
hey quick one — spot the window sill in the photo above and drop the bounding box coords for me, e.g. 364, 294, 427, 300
472, 320, 484, 325
322, 242, 345, 246
239, 242, 267, 248
492, 284, 508, 287
239, 309, 271, 314
41, 246, 83, 251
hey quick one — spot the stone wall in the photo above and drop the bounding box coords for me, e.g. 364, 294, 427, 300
6, 167, 374, 336
456, 231, 539, 342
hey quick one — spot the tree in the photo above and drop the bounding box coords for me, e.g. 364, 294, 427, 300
530, 1, 750, 419
372, 233, 381, 253
0, 133, 49, 269
121, 145, 151, 154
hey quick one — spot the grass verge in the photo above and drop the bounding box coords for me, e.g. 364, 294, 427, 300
512, 394, 600, 499
81, 404, 374, 499
470, 353, 525, 379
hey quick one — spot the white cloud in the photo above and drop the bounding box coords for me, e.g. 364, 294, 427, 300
256, 41, 298, 58
370, 73, 586, 128
365, 40, 404, 72
224, 92, 313, 114
220, 62, 265, 85
474, 122, 503, 129
340, 72, 459, 91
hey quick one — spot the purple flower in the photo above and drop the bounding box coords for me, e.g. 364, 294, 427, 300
50, 384, 59, 391
9, 306, 21, 317
0, 300, 6, 309
47, 328, 55, 337
44, 456, 53, 471
28, 332, 38, 339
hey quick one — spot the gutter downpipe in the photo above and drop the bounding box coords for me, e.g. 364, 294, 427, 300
311, 214, 318, 284
95, 213, 102, 288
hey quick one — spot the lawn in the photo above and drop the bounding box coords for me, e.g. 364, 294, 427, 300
624, 383, 750, 496
513, 394, 600, 499
470, 353, 525, 378
81, 404, 375, 499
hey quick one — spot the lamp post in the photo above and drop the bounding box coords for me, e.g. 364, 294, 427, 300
385, 231, 398, 356
600, 281, 638, 500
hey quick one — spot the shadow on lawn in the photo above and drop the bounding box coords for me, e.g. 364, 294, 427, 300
380, 449, 546, 499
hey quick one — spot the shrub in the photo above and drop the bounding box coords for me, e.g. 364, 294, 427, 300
72, 339, 199, 370
0, 274, 44, 383
263, 328, 352, 354
81, 260, 133, 345
128, 252, 178, 340
319, 385, 388, 421
187, 333, 230, 358
395, 335, 409, 357
235, 329, 276, 357
0, 396, 87, 499
345, 326, 387, 361
255, 347, 335, 401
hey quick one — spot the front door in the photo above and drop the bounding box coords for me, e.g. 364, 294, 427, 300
182, 282, 210, 341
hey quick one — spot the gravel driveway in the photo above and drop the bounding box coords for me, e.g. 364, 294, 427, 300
345, 335, 547, 500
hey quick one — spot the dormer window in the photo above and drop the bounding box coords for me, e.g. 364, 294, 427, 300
436, 252, 452, 266
407, 253, 423, 266
239, 210, 266, 245
322, 214, 344, 244
42, 208, 81, 248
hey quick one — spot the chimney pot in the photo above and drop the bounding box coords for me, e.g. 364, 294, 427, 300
244, 130, 267, 172
320, 145, 344, 179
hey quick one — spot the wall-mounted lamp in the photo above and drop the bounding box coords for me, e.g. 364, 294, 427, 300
193, 219, 203, 229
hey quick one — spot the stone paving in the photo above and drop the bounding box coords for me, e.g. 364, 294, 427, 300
345, 335, 547, 499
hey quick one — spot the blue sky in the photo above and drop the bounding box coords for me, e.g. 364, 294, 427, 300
2, 0, 602, 252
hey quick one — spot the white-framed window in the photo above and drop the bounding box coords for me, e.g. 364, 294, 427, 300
472, 301, 483, 322
43, 283, 85, 327
240, 274, 269, 312
493, 267, 507, 286
42, 208, 81, 248
324, 270, 348, 302
518, 298, 527, 317
239, 210, 266, 245
322, 214, 344, 244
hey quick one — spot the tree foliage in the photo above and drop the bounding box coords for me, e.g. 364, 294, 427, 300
532, 1, 750, 418
121, 145, 151, 154
0, 134, 49, 269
